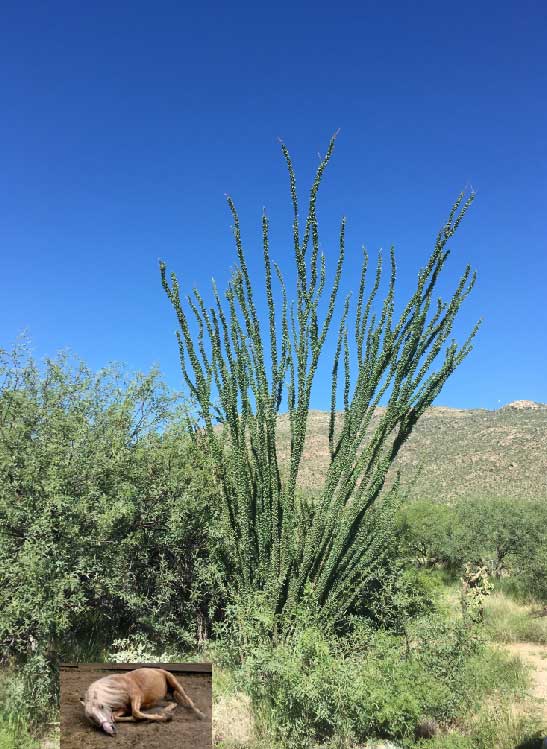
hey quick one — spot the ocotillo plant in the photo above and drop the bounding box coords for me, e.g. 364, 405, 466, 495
160, 133, 480, 629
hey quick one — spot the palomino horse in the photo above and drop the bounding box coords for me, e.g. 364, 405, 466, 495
81, 667, 205, 735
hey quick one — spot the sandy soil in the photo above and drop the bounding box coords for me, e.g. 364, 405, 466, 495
505, 642, 547, 721
60, 666, 211, 749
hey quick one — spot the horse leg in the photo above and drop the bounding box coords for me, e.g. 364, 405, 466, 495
162, 670, 205, 719
130, 695, 173, 722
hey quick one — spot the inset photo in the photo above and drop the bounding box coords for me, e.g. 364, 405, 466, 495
60, 662, 212, 748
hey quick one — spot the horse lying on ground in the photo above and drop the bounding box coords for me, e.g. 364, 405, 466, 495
81, 667, 205, 735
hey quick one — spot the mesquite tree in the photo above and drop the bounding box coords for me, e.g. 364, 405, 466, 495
160, 133, 480, 627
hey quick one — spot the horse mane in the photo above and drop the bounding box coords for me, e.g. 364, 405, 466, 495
86, 676, 129, 710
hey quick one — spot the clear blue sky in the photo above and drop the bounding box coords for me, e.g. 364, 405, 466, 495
1, 1, 546, 410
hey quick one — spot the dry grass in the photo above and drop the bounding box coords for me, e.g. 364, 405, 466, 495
462, 697, 545, 749
484, 592, 547, 645
40, 735, 59, 749
213, 691, 254, 747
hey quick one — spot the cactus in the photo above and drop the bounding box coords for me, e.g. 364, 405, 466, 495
160, 133, 480, 629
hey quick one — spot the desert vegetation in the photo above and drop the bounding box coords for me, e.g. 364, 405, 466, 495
1, 139, 546, 748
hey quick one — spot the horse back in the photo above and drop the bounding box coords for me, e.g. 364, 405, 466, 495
124, 668, 169, 707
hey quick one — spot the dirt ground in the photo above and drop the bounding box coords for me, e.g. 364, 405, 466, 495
505, 641, 547, 723
60, 666, 212, 749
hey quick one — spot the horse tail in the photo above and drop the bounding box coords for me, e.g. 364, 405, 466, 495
160, 670, 205, 719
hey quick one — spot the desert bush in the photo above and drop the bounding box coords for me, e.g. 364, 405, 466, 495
0, 343, 225, 723
399, 497, 547, 603
221, 608, 505, 749
218, 609, 534, 749
350, 563, 440, 635
397, 501, 460, 569
453, 497, 545, 579
509, 509, 547, 604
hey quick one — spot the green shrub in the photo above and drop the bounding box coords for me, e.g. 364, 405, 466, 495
230, 611, 495, 748
0, 344, 226, 723
356, 566, 441, 633
217, 594, 537, 749
511, 523, 547, 604
0, 720, 39, 749
416, 736, 474, 749
397, 501, 460, 569
0, 665, 49, 742
399, 497, 547, 604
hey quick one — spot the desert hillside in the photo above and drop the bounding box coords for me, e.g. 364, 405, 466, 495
276, 400, 547, 502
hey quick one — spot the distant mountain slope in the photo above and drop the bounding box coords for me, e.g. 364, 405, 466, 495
276, 401, 547, 502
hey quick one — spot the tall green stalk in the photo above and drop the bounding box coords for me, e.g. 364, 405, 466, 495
160, 133, 480, 627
